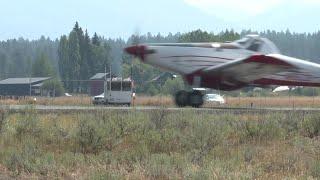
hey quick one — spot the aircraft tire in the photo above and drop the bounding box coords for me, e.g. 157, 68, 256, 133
189, 90, 204, 108
175, 90, 189, 107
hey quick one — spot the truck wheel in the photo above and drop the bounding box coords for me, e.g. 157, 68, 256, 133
189, 90, 204, 108
175, 90, 189, 107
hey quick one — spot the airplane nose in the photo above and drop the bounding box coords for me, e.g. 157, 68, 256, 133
124, 45, 147, 61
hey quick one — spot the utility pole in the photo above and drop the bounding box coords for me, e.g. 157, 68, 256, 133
29, 67, 32, 96
109, 64, 112, 92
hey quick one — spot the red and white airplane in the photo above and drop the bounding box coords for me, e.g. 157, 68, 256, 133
125, 35, 320, 107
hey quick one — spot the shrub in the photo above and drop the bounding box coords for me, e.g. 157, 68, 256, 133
279, 113, 300, 136
243, 146, 256, 163
186, 169, 211, 180
5, 140, 55, 176
311, 160, 320, 178
15, 108, 42, 141
114, 143, 149, 170
146, 154, 175, 179
88, 169, 121, 180
184, 118, 227, 165
241, 117, 284, 142
144, 128, 182, 154
149, 109, 168, 130
75, 118, 105, 154
0, 109, 7, 133
57, 152, 85, 169
258, 118, 284, 140
301, 115, 320, 138
5, 149, 24, 176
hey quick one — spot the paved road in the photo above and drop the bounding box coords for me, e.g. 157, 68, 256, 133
1, 104, 320, 113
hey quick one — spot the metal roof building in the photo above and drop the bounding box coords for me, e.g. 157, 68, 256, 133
89, 73, 110, 96
0, 77, 51, 96
90, 73, 110, 80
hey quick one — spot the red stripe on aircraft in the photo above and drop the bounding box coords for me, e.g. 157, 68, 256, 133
254, 78, 320, 87
245, 55, 293, 67
161, 55, 234, 61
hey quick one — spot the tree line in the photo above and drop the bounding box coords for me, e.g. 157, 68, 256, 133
0, 37, 58, 79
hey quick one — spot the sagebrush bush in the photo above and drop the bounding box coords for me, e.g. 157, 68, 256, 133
149, 108, 168, 130
301, 114, 320, 138
75, 118, 105, 154
243, 146, 256, 163
88, 169, 121, 180
15, 109, 42, 141
57, 152, 85, 169
0, 110, 7, 133
279, 113, 300, 136
4, 139, 56, 176
311, 160, 320, 178
186, 168, 211, 180
146, 153, 175, 179
240, 117, 285, 143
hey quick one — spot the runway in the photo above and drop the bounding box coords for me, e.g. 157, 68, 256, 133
1, 104, 320, 114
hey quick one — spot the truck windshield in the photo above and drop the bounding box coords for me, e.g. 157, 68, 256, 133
106, 81, 132, 91
122, 82, 132, 91
111, 82, 121, 91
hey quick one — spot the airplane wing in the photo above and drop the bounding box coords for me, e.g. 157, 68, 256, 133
202, 54, 320, 87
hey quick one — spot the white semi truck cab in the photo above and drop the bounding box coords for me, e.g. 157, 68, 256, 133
104, 77, 134, 106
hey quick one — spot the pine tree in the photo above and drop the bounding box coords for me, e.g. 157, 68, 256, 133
84, 30, 93, 76
68, 30, 81, 92
32, 52, 54, 77
92, 32, 100, 46
58, 35, 69, 90
78, 30, 90, 92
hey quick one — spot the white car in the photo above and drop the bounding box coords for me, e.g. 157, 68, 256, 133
92, 93, 105, 105
204, 94, 225, 105
65, 93, 72, 97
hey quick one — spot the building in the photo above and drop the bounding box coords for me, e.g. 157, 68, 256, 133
0, 77, 51, 96
89, 73, 110, 96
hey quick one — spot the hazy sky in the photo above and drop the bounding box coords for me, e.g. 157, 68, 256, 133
1, 0, 320, 40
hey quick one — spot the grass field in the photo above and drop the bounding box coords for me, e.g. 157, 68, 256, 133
2, 95, 320, 108
0, 108, 319, 179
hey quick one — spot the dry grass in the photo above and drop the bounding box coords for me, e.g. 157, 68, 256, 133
140, 96, 320, 108
1, 95, 320, 108
0, 96, 91, 106
133, 95, 173, 107
0, 110, 319, 179
223, 96, 320, 108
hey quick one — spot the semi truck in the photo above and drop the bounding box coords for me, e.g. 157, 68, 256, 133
92, 77, 134, 106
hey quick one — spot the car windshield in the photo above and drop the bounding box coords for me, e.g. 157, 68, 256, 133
207, 94, 218, 98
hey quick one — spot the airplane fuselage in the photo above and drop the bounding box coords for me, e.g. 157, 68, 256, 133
145, 44, 254, 75
125, 35, 320, 91
140, 44, 256, 90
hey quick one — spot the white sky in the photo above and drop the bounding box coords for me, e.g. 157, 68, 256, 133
1, 0, 320, 40
184, 0, 320, 21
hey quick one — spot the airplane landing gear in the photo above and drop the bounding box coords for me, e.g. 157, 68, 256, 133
175, 90, 204, 108
189, 90, 204, 108
175, 90, 189, 107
